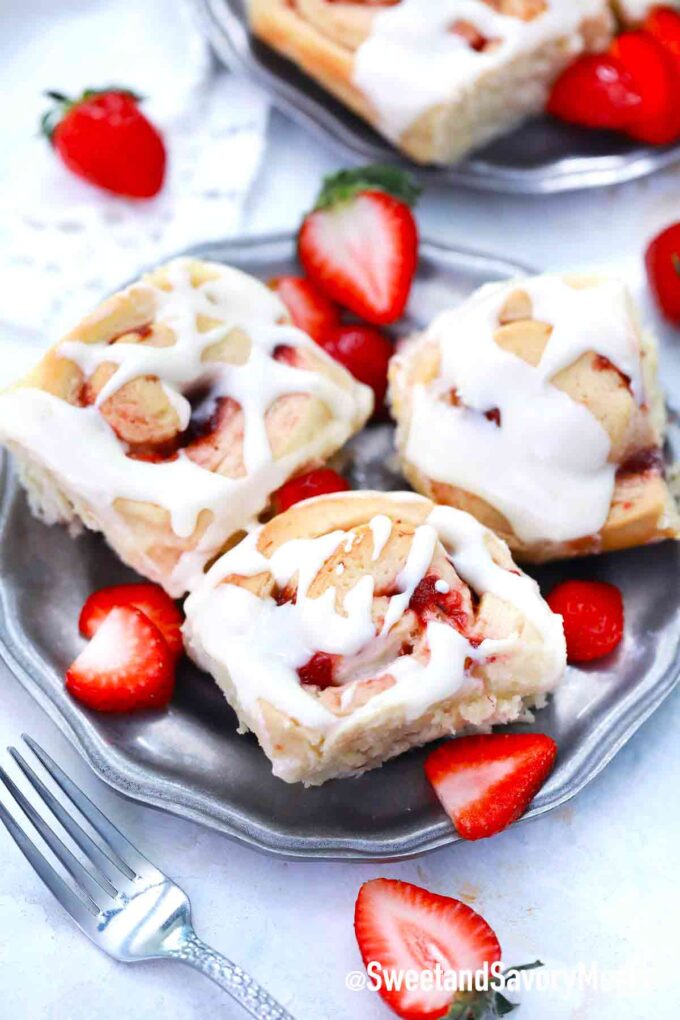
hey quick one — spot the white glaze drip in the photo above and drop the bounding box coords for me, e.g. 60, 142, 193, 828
401, 275, 645, 544
353, 0, 607, 140
0, 259, 372, 594
369, 513, 393, 561
183, 493, 566, 735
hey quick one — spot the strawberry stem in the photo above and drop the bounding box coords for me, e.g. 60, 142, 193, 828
313, 164, 421, 211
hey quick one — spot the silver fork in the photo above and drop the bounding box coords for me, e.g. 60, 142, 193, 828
0, 735, 295, 1020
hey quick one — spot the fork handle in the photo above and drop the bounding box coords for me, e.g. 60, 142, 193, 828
170, 929, 296, 1020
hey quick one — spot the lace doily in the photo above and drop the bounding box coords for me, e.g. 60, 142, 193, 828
0, 0, 270, 384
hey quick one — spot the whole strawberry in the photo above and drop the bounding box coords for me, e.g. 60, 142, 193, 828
41, 87, 166, 198
298, 165, 420, 325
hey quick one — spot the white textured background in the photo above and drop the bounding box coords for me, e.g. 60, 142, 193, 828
0, 2, 679, 1018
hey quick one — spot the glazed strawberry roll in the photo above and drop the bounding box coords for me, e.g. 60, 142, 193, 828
183, 492, 566, 785
0, 259, 372, 595
389, 273, 680, 562
247, 0, 614, 164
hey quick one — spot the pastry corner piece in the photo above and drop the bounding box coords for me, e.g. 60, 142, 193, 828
183, 491, 566, 785
247, 0, 615, 165
389, 273, 680, 562
0, 259, 372, 596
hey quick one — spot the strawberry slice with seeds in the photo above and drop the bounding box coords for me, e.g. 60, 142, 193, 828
67, 605, 175, 713
425, 733, 557, 841
298, 165, 420, 325
354, 879, 501, 1020
269, 275, 340, 344
78, 582, 184, 661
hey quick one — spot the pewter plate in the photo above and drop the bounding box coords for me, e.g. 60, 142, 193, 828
0, 232, 678, 861
191, 0, 680, 194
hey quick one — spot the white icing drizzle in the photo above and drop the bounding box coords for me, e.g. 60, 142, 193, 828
353, 0, 608, 140
0, 259, 372, 594
183, 493, 566, 735
381, 523, 437, 636
401, 275, 645, 544
369, 513, 393, 561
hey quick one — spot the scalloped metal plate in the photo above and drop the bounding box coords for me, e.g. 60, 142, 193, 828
190, 0, 680, 194
0, 232, 678, 860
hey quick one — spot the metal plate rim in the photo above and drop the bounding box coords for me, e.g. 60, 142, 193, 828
1, 231, 678, 861
190, 0, 680, 194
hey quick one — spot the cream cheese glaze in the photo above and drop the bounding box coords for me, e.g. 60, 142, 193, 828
352, 0, 608, 140
0, 259, 373, 594
183, 492, 566, 737
397, 275, 645, 545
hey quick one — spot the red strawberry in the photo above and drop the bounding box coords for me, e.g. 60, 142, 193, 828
78, 583, 184, 661
546, 579, 624, 663
298, 165, 420, 325
66, 606, 175, 712
269, 275, 340, 345
547, 53, 642, 130
646, 221, 680, 324
41, 88, 166, 198
273, 468, 350, 513
644, 6, 680, 74
354, 879, 501, 1020
425, 734, 557, 841
320, 324, 393, 409
610, 32, 680, 144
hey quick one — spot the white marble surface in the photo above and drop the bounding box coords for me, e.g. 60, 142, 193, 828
1, 12, 680, 1019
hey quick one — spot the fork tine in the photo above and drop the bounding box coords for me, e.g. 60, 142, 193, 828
8, 748, 120, 897
0, 797, 100, 925
23, 735, 156, 880
0, 764, 114, 907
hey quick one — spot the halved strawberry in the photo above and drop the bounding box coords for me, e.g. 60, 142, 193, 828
269, 275, 340, 345
354, 879, 501, 1020
611, 31, 680, 144
272, 467, 350, 513
78, 582, 184, 660
425, 733, 557, 841
66, 605, 175, 712
298, 165, 420, 325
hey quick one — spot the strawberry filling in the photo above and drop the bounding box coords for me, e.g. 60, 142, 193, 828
408, 575, 470, 632
616, 446, 664, 477
297, 651, 336, 689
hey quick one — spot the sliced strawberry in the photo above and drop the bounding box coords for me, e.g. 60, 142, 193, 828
66, 606, 175, 712
644, 6, 680, 74
78, 582, 184, 660
611, 31, 680, 144
546, 579, 624, 663
547, 53, 642, 130
320, 324, 393, 409
645, 220, 680, 323
269, 275, 340, 345
425, 733, 557, 842
354, 879, 501, 1020
298, 165, 420, 325
273, 468, 350, 513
